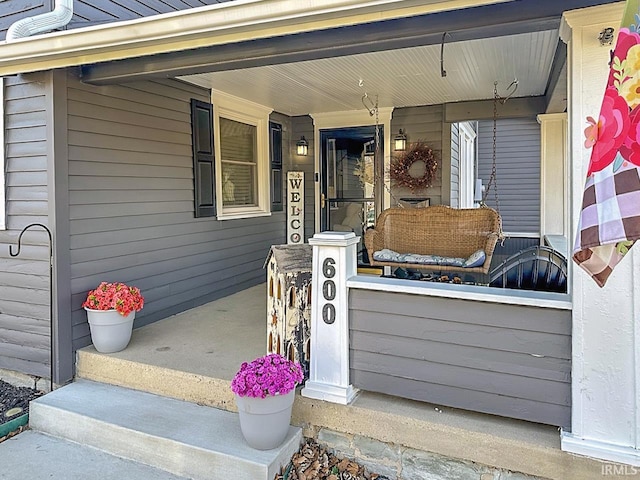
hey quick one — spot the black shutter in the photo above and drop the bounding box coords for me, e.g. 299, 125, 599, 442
191, 99, 216, 218
270, 122, 283, 212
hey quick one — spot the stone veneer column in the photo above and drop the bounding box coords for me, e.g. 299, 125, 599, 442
301, 232, 359, 405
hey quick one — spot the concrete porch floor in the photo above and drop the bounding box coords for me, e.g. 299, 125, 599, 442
76, 284, 612, 480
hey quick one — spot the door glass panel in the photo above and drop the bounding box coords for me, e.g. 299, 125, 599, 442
321, 127, 382, 266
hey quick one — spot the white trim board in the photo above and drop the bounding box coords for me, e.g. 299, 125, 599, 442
347, 275, 572, 309
0, 0, 512, 77
562, 432, 640, 468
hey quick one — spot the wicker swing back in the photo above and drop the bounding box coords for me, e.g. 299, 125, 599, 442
364, 205, 502, 274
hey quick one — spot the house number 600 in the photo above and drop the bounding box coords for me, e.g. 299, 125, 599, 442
322, 257, 336, 324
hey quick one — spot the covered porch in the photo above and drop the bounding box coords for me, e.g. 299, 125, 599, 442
75, 283, 604, 480
0, 0, 635, 469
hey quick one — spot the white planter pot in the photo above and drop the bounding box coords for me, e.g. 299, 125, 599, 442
85, 308, 135, 353
235, 389, 295, 450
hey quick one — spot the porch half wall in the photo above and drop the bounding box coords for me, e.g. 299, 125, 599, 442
348, 288, 572, 428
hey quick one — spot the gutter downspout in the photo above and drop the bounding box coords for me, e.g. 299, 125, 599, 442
6, 0, 73, 42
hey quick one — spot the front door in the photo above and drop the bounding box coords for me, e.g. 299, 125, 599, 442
320, 126, 383, 265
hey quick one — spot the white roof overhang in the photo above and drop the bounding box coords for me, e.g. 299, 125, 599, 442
0, 0, 513, 77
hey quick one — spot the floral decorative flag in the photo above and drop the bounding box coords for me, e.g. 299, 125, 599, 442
574, 0, 640, 287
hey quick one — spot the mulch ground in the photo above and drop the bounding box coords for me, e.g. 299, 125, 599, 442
0, 379, 44, 443
275, 439, 390, 480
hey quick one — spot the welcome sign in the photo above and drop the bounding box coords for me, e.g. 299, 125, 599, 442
287, 171, 304, 244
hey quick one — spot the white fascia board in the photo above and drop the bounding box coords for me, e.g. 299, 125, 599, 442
0, 0, 513, 76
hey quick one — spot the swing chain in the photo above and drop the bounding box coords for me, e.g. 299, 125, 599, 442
482, 81, 501, 216
480, 82, 505, 244
370, 96, 403, 208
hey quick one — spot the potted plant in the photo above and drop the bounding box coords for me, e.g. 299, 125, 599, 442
82, 282, 144, 354
231, 353, 304, 450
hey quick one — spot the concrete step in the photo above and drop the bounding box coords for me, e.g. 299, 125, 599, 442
29, 380, 302, 480
0, 430, 189, 480
76, 349, 610, 480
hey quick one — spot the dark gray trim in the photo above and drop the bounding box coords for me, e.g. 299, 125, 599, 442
544, 40, 567, 109
444, 97, 546, 123
190, 98, 216, 218
269, 121, 284, 212
47, 69, 73, 385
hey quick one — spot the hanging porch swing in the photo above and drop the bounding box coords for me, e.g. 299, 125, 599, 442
363, 83, 507, 276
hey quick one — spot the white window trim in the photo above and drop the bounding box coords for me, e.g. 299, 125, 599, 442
458, 121, 476, 209
212, 90, 273, 220
0, 77, 6, 231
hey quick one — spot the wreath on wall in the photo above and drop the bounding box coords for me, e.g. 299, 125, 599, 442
389, 141, 439, 192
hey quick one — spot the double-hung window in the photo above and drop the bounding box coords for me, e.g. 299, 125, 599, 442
213, 91, 272, 220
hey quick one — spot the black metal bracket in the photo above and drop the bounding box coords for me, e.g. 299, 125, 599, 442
9, 223, 54, 392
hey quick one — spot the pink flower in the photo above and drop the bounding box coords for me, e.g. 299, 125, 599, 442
586, 87, 631, 176
231, 353, 304, 398
610, 28, 640, 81
584, 116, 598, 148
82, 282, 145, 316
619, 104, 640, 167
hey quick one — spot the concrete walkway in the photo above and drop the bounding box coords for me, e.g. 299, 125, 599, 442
0, 431, 187, 480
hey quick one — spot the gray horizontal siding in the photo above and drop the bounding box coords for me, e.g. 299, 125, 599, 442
291, 115, 315, 241
349, 289, 571, 427
391, 105, 443, 206
478, 118, 541, 234
0, 73, 51, 378
66, 75, 286, 352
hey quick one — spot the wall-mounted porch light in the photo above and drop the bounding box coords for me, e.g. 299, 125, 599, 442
296, 136, 309, 156
394, 129, 407, 151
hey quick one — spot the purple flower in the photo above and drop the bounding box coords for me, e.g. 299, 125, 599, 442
230, 353, 304, 398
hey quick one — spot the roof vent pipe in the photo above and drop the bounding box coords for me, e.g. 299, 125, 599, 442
6, 0, 73, 42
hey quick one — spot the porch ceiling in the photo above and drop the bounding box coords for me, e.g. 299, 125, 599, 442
178, 29, 560, 115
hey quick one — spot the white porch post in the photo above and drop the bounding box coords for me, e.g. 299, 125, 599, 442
302, 231, 359, 404
537, 113, 568, 239
562, 4, 640, 466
